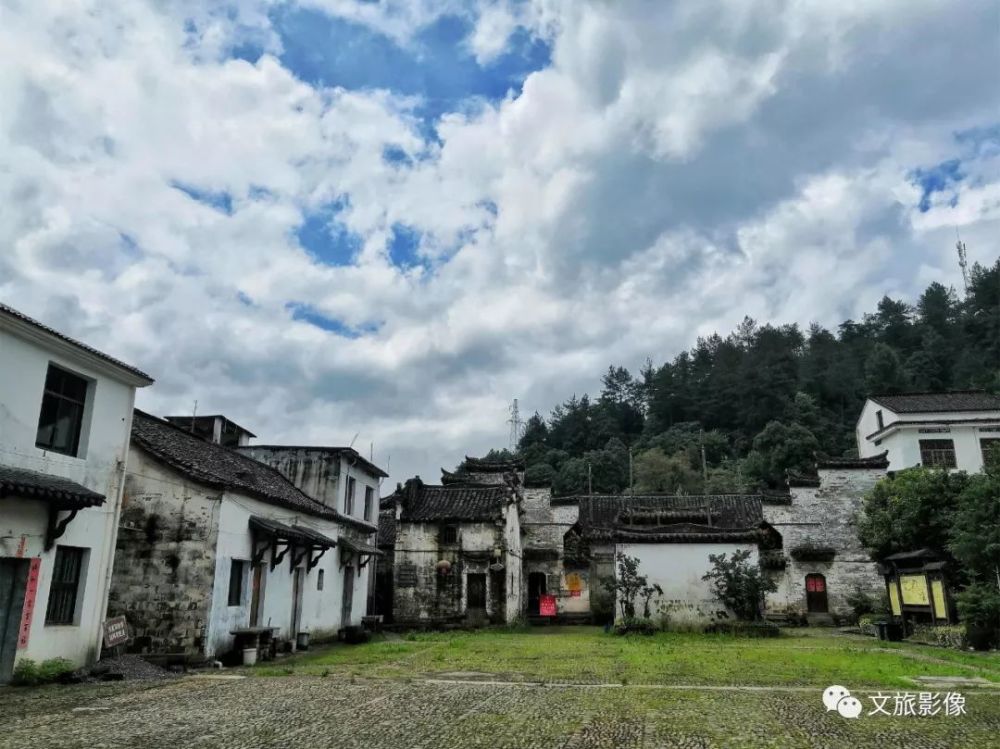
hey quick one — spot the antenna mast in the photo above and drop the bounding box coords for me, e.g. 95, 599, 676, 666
507, 398, 524, 451
956, 231, 970, 295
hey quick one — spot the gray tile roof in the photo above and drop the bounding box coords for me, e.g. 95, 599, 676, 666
0, 464, 107, 509
871, 391, 1000, 414
568, 494, 765, 543
0, 302, 153, 384
815, 451, 889, 469
389, 478, 511, 522
377, 508, 396, 548
132, 410, 339, 521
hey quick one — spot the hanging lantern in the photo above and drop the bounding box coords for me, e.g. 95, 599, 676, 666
436, 559, 452, 575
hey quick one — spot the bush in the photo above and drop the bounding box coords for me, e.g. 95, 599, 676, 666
705, 621, 780, 638
909, 624, 967, 650
612, 617, 658, 636
11, 658, 75, 686
846, 587, 889, 624
701, 549, 777, 621
955, 583, 1000, 650
857, 614, 880, 637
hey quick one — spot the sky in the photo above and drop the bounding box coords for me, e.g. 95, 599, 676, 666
2, 0, 998, 491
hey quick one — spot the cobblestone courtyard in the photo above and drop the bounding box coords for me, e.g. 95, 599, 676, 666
2, 674, 1000, 749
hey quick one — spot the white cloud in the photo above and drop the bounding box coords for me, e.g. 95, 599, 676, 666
1, 0, 997, 486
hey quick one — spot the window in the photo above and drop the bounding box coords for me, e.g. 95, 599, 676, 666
442, 525, 458, 544
344, 476, 357, 515
920, 439, 956, 468
875, 410, 884, 430
982, 438, 1000, 468
35, 365, 89, 457
317, 569, 325, 591
228, 559, 246, 606
364, 486, 374, 521
45, 546, 86, 625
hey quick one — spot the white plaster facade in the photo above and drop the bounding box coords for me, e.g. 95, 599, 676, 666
856, 397, 1000, 473
0, 305, 151, 679
620, 542, 759, 624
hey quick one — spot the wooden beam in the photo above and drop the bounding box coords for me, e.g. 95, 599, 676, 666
307, 546, 328, 572
45, 508, 78, 551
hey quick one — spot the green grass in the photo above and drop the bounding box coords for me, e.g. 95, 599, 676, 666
251, 627, 1000, 688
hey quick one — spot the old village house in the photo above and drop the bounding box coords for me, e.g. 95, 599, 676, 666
109, 412, 383, 660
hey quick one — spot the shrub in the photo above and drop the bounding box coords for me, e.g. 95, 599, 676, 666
11, 658, 75, 686
612, 617, 658, 636
845, 586, 889, 624
602, 553, 662, 620
955, 583, 1000, 650
705, 621, 780, 638
701, 549, 777, 621
909, 624, 967, 650
857, 614, 880, 637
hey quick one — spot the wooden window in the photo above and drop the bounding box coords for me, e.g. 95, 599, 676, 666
45, 546, 85, 625
919, 439, 956, 468
228, 559, 246, 606
364, 486, 374, 521
35, 365, 89, 457
442, 525, 458, 544
982, 438, 1000, 468
344, 476, 357, 515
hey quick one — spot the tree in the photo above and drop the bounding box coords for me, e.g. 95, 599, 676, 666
744, 421, 820, 488
701, 549, 777, 621
864, 343, 905, 394
633, 448, 700, 494
949, 467, 1000, 589
857, 467, 968, 561
602, 553, 661, 620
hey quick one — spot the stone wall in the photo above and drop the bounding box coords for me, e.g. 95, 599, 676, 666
108, 449, 220, 657
764, 466, 886, 619
521, 487, 583, 617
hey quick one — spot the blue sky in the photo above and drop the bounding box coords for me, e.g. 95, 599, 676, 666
1, 0, 998, 486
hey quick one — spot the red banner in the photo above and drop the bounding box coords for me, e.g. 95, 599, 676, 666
17, 558, 41, 649
539, 594, 557, 617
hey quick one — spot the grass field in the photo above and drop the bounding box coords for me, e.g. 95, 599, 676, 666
255, 626, 1000, 688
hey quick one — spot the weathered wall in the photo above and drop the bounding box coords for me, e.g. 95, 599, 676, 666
392, 521, 504, 623
108, 449, 220, 657
764, 467, 886, 618
237, 447, 341, 509
623, 542, 759, 624
520, 488, 584, 618
0, 326, 139, 671
588, 544, 616, 623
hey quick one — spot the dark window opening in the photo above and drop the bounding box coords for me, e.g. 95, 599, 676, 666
364, 486, 374, 521
45, 546, 85, 625
344, 476, 357, 515
35, 365, 89, 457
875, 410, 884, 430
442, 525, 458, 544
228, 559, 246, 606
919, 439, 956, 468
317, 569, 325, 591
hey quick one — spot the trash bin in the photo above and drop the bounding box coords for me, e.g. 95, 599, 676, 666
875, 621, 888, 641
885, 622, 904, 642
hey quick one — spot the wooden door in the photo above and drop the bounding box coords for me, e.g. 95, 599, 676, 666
290, 568, 303, 639
0, 559, 29, 684
467, 573, 487, 612
341, 566, 354, 626
249, 564, 264, 626
528, 572, 546, 615
806, 574, 828, 613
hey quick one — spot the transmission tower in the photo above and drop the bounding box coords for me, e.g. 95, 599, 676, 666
956, 232, 970, 295
507, 398, 524, 451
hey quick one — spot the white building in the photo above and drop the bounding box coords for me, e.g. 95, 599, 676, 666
108, 412, 383, 661
856, 391, 1000, 473
0, 303, 153, 682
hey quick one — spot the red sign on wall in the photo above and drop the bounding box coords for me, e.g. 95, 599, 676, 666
17, 558, 42, 649
539, 594, 557, 617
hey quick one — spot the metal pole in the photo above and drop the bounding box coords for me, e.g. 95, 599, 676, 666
629, 448, 634, 495
588, 462, 592, 495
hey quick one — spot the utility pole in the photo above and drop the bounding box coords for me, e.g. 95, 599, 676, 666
628, 447, 634, 496
190, 400, 198, 433
507, 399, 524, 451
956, 231, 970, 295
587, 461, 593, 495
700, 430, 708, 493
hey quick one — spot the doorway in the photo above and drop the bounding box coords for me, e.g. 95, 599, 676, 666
0, 559, 30, 684
528, 572, 547, 616
249, 563, 265, 627
342, 565, 354, 626
805, 574, 828, 613
467, 573, 487, 613
290, 567, 304, 641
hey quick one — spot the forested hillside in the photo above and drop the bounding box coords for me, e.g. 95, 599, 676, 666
482, 258, 1000, 495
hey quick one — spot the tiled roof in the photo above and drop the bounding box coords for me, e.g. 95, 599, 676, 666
239, 445, 387, 478
865, 416, 1000, 440
0, 464, 106, 509
390, 478, 511, 522
132, 410, 336, 520
569, 494, 764, 543
0, 302, 153, 384
248, 516, 336, 548
815, 452, 889, 470
870, 391, 1000, 414
378, 508, 396, 548
459, 456, 525, 473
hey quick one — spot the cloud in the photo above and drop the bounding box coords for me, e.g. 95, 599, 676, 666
1, 0, 998, 487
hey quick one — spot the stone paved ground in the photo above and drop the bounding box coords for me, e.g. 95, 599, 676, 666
2, 676, 999, 749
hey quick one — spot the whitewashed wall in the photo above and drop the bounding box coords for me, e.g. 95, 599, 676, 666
0, 327, 139, 670
621, 542, 759, 625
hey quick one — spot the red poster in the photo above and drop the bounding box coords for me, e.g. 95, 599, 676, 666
17, 558, 42, 649
539, 594, 557, 617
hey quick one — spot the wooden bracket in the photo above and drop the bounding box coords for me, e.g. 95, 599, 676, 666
307, 546, 328, 572
251, 537, 270, 567
290, 544, 308, 572
270, 538, 290, 570
45, 508, 78, 551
